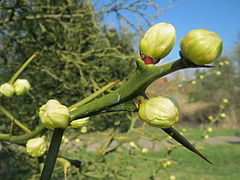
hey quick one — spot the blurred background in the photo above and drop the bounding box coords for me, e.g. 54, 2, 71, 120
0, 0, 239, 179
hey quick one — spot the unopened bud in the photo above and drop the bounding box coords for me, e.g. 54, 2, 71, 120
70, 117, 89, 128
39, 99, 70, 129
141, 148, 149, 154
0, 83, 14, 97
129, 141, 137, 149
14, 79, 31, 95
138, 96, 180, 129
26, 137, 47, 157
140, 22, 176, 64
80, 126, 88, 133
180, 29, 223, 65
222, 98, 229, 104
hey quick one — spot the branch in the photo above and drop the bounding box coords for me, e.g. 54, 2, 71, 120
69, 58, 191, 120
0, 124, 47, 144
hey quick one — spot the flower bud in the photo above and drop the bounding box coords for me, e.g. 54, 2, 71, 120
220, 113, 226, 118
140, 22, 176, 64
180, 29, 223, 65
0, 83, 14, 97
26, 137, 47, 157
80, 126, 88, 133
141, 148, 149, 154
207, 127, 213, 132
39, 99, 70, 129
70, 117, 89, 128
222, 98, 229, 104
13, 79, 31, 95
138, 96, 180, 128
129, 141, 137, 149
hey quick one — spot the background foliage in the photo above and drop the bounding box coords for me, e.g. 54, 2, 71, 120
0, 0, 240, 179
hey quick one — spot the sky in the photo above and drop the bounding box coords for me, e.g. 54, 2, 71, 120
98, 0, 240, 62
153, 0, 240, 61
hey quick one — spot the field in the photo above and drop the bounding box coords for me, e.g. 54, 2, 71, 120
54, 127, 240, 180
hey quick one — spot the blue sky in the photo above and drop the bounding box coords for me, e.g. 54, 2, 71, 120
98, 0, 240, 61
154, 0, 240, 61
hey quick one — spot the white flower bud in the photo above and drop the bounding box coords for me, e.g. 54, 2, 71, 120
14, 79, 31, 95
80, 126, 88, 133
39, 99, 70, 129
138, 96, 180, 129
0, 83, 15, 97
181, 29, 223, 65
70, 117, 89, 128
140, 22, 176, 64
26, 137, 47, 157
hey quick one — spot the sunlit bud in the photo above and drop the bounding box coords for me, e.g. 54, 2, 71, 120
39, 99, 70, 129
215, 71, 221, 75
13, 79, 31, 95
181, 77, 186, 81
219, 62, 224, 66
26, 137, 47, 157
220, 113, 226, 118
0, 83, 14, 97
199, 75, 204, 79
141, 148, 149, 154
219, 105, 225, 109
80, 126, 88, 133
138, 96, 180, 129
224, 60, 230, 65
191, 80, 196, 85
140, 22, 176, 64
170, 175, 176, 180
129, 141, 137, 149
75, 138, 80, 143
70, 117, 89, 128
163, 160, 172, 167
62, 136, 69, 143
222, 98, 229, 104
203, 135, 209, 139
207, 127, 213, 132
208, 116, 214, 121
180, 29, 223, 65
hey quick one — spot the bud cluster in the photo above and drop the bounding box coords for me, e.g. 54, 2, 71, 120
0, 79, 31, 97
139, 22, 223, 65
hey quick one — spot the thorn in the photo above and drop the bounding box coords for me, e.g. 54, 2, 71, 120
162, 127, 212, 164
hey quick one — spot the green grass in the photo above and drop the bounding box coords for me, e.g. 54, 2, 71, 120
166, 144, 240, 180
2, 126, 239, 180
61, 127, 240, 180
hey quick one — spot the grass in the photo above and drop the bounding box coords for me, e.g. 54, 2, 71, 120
60, 126, 240, 180
2, 126, 239, 180
166, 144, 240, 180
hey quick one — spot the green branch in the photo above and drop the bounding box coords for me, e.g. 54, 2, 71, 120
69, 80, 120, 111
9, 52, 38, 84
0, 125, 47, 144
0, 105, 31, 133
40, 128, 65, 180
69, 58, 189, 119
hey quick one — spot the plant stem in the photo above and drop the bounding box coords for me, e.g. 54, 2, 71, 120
0, 124, 46, 143
9, 52, 38, 84
0, 105, 31, 133
40, 128, 65, 180
69, 80, 120, 111
69, 58, 187, 120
